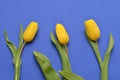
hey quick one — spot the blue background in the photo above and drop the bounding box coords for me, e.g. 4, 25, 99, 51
0, 0, 120, 80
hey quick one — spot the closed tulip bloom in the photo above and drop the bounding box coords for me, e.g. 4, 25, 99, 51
23, 21, 38, 42
56, 23, 69, 45
84, 19, 100, 41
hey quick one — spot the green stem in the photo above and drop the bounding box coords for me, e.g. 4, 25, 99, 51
95, 41, 103, 70
19, 42, 26, 55
14, 41, 26, 80
101, 48, 110, 80
57, 45, 71, 72
89, 40, 103, 70
14, 59, 21, 80
101, 66, 108, 80
65, 45, 68, 54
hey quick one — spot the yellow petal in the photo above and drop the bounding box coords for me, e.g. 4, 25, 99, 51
56, 23, 69, 45
23, 21, 38, 42
84, 19, 100, 41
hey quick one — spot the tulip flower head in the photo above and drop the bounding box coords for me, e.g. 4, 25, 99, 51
84, 19, 100, 41
23, 21, 38, 42
56, 23, 69, 45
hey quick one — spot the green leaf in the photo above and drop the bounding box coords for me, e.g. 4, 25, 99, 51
4, 32, 17, 59
5, 27, 26, 80
50, 32, 65, 55
34, 51, 61, 80
59, 71, 84, 80
103, 33, 114, 65
50, 32, 61, 48
101, 34, 114, 80
50, 32, 71, 72
86, 35, 103, 69
18, 24, 23, 50
50, 32, 68, 53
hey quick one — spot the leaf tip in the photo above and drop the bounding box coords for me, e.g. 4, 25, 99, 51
4, 31, 9, 41
110, 33, 114, 44
50, 32, 53, 37
34, 51, 37, 56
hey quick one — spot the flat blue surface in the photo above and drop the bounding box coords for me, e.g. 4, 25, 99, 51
0, 0, 120, 80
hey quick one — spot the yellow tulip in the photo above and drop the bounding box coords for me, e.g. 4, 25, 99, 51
23, 21, 38, 42
84, 19, 100, 41
56, 23, 69, 45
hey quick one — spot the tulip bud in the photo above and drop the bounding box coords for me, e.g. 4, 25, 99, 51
84, 19, 100, 41
56, 23, 69, 45
23, 21, 38, 42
